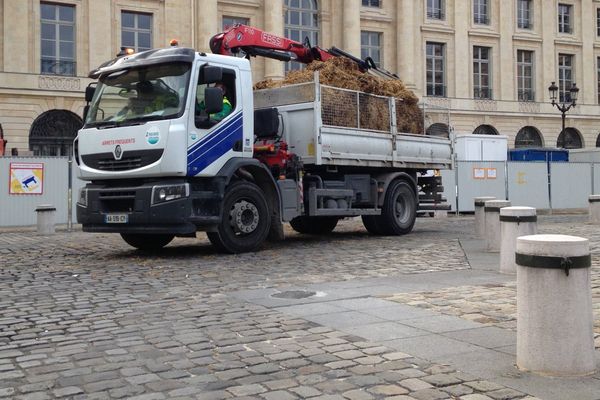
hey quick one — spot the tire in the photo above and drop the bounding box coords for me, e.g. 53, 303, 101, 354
120, 233, 174, 251
361, 215, 385, 235
207, 181, 270, 253
289, 216, 338, 235
377, 180, 417, 235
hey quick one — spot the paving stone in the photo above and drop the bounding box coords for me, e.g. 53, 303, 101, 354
410, 388, 450, 400
367, 384, 409, 396
464, 380, 505, 392
260, 390, 298, 400
486, 388, 527, 400
226, 384, 267, 396
422, 373, 463, 387
53, 386, 84, 398
289, 385, 322, 397
400, 378, 433, 391
342, 389, 375, 400
441, 384, 474, 397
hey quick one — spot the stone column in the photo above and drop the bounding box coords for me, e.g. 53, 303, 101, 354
343, 0, 361, 57
474, 196, 496, 237
499, 207, 537, 274
396, 0, 416, 87
3, 0, 29, 72
484, 200, 511, 252
196, 0, 218, 53
516, 234, 596, 376
588, 195, 600, 223
498, 0, 514, 101
453, 0, 470, 98
264, 0, 284, 80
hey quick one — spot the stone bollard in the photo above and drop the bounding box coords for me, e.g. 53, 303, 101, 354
35, 204, 56, 235
588, 195, 600, 223
474, 196, 496, 237
516, 234, 596, 377
499, 207, 537, 274
484, 199, 511, 252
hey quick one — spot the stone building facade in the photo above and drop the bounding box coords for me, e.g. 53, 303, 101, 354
1, 0, 600, 155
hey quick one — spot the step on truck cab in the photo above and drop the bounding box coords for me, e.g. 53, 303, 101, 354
75, 45, 452, 253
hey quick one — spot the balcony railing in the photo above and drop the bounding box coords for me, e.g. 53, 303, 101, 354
427, 9, 445, 20
474, 15, 489, 25
426, 84, 446, 97
473, 87, 493, 99
41, 59, 76, 76
518, 90, 535, 102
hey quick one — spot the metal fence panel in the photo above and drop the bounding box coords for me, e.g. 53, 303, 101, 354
550, 162, 592, 209
507, 162, 550, 209
456, 161, 506, 212
0, 157, 84, 227
593, 164, 600, 195
439, 169, 456, 211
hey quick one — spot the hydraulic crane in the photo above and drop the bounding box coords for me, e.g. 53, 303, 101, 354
209, 24, 398, 80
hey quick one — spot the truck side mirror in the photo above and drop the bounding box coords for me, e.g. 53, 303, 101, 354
85, 84, 96, 102
200, 65, 223, 84
204, 87, 223, 114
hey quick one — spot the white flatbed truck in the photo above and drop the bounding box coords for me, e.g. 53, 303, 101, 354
75, 46, 451, 253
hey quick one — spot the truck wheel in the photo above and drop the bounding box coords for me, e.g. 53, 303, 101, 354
361, 215, 385, 235
378, 180, 417, 235
207, 181, 270, 253
290, 216, 338, 234
120, 233, 174, 251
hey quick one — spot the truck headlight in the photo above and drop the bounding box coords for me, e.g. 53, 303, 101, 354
151, 183, 189, 205
78, 188, 88, 207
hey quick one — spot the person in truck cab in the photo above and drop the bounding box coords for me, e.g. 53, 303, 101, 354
196, 81, 232, 123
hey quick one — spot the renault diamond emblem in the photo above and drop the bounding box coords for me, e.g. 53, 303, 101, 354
114, 145, 123, 160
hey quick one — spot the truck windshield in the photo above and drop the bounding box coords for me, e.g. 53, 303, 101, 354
85, 62, 191, 127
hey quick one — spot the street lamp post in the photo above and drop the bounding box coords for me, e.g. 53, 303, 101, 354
548, 81, 579, 138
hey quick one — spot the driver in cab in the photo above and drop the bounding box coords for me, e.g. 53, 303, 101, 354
196, 82, 232, 124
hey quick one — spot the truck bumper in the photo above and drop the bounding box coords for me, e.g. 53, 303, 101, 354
76, 179, 221, 235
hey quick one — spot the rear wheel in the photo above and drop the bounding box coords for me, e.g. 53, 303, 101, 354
290, 216, 338, 234
120, 233, 174, 251
378, 180, 417, 235
207, 181, 270, 253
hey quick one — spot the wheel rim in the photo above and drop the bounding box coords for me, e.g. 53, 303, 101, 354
394, 190, 412, 225
229, 199, 260, 235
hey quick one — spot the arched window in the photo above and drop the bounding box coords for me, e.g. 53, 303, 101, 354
557, 127, 583, 149
515, 126, 543, 148
426, 123, 450, 138
473, 124, 499, 135
284, 0, 319, 72
29, 110, 82, 156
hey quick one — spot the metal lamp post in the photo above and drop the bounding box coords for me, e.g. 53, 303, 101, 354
548, 81, 579, 137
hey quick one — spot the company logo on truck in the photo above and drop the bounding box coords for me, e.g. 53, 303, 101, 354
146, 127, 160, 145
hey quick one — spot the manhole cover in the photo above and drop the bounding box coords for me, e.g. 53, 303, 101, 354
271, 290, 316, 299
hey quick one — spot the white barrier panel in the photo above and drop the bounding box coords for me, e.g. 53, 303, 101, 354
507, 162, 550, 210
550, 162, 592, 209
456, 161, 506, 212
0, 157, 84, 227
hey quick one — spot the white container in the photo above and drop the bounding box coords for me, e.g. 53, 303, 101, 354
454, 134, 508, 161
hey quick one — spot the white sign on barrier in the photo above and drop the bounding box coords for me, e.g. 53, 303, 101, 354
9, 162, 44, 195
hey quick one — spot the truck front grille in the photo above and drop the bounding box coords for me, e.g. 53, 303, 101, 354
99, 190, 137, 212
82, 149, 163, 171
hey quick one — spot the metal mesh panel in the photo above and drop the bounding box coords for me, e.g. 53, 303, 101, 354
253, 82, 315, 109
321, 86, 358, 128
358, 92, 390, 132
396, 99, 424, 134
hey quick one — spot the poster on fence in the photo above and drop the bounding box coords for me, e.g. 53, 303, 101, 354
9, 163, 44, 195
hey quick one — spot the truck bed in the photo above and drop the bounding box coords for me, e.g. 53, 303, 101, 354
253, 75, 452, 170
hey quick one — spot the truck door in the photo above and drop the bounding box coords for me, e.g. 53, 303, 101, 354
186, 65, 243, 177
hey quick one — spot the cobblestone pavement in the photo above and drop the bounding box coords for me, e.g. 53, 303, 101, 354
0, 215, 587, 399
386, 216, 600, 349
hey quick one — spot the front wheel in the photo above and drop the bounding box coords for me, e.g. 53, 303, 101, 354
120, 233, 174, 251
207, 181, 270, 254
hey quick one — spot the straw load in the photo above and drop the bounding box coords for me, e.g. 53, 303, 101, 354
254, 57, 423, 134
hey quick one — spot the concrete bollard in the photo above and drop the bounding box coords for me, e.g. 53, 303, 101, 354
588, 195, 600, 223
474, 196, 496, 237
484, 199, 511, 252
516, 234, 596, 377
499, 207, 537, 274
35, 204, 56, 235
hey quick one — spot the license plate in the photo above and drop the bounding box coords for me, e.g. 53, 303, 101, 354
104, 214, 129, 224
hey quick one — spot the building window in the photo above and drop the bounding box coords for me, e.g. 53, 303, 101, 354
223, 16, 250, 30
558, 4, 572, 34
29, 110, 82, 156
473, 46, 491, 99
557, 128, 582, 149
361, 31, 381, 67
473, 0, 489, 25
517, 50, 534, 101
121, 11, 152, 52
285, 0, 319, 71
473, 124, 499, 135
598, 57, 600, 104
558, 54, 573, 103
517, 0, 532, 29
362, 0, 380, 7
597, 8, 600, 36
40, 3, 76, 76
427, 0, 445, 20
426, 42, 445, 97
515, 126, 543, 148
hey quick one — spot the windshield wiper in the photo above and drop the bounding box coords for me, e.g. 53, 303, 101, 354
88, 114, 173, 129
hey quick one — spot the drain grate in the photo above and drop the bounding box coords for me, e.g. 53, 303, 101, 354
271, 290, 316, 299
